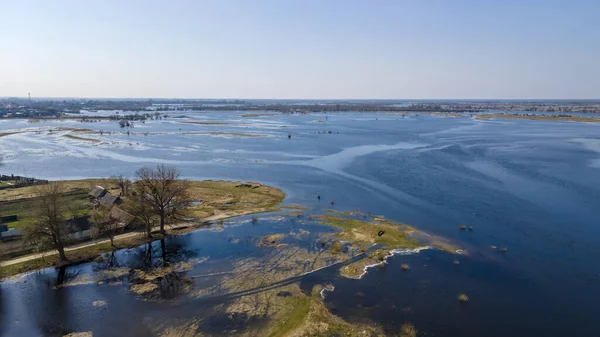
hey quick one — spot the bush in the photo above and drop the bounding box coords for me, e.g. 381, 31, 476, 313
400, 322, 417, 337
376, 250, 387, 261
330, 240, 343, 254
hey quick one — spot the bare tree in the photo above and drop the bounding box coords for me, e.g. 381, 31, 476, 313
134, 165, 191, 234
126, 192, 158, 239
26, 183, 69, 261
111, 174, 132, 196
90, 207, 119, 247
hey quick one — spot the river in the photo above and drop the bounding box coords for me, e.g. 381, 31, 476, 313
1, 112, 599, 336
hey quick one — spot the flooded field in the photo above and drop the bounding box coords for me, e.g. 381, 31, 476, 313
1, 112, 600, 336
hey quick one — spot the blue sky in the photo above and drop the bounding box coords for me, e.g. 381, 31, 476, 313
1, 0, 599, 99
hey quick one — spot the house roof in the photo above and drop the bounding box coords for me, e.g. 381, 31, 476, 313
99, 193, 121, 207
110, 206, 135, 226
89, 186, 107, 198
65, 216, 92, 233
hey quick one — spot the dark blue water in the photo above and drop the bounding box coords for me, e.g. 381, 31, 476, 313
1, 112, 600, 336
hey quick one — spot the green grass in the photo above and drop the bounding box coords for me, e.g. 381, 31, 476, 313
0, 188, 91, 230
268, 296, 311, 337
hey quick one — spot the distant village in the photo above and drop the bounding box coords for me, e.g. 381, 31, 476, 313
2, 97, 600, 118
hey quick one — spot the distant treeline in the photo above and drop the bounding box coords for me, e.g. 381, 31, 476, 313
0, 175, 49, 189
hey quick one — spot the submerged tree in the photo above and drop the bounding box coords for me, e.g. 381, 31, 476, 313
26, 183, 69, 261
134, 165, 191, 234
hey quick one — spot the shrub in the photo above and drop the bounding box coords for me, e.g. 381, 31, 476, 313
400, 322, 417, 337
457, 293, 469, 303
330, 240, 343, 254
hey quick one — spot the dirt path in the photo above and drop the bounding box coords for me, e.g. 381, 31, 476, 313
0, 210, 251, 268
0, 231, 141, 267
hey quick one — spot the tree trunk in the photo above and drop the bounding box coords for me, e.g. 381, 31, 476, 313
159, 209, 165, 234
57, 244, 68, 261
146, 222, 152, 239
109, 234, 115, 248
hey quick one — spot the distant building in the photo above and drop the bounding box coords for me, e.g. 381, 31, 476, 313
89, 186, 122, 207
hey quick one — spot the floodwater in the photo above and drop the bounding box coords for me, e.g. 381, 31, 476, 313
1, 112, 600, 336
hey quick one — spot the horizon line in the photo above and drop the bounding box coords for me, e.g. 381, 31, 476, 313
2, 96, 600, 101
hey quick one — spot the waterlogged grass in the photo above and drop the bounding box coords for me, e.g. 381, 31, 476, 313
63, 133, 100, 142
324, 209, 353, 216
0, 131, 24, 138
267, 296, 311, 337
241, 113, 276, 118
181, 121, 231, 125
281, 204, 309, 210
316, 214, 421, 249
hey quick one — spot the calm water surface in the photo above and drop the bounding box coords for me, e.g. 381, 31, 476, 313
1, 112, 599, 336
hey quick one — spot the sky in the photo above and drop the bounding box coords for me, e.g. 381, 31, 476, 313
1, 0, 599, 99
